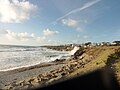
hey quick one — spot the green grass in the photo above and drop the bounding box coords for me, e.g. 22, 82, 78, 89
66, 46, 120, 79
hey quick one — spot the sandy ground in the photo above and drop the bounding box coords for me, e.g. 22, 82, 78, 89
0, 62, 65, 88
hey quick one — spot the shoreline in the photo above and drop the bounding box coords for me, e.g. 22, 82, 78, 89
0, 46, 120, 89
0, 61, 66, 88
0, 46, 71, 73
0, 61, 64, 74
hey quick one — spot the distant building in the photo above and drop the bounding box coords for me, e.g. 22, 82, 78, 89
101, 42, 111, 46
92, 43, 98, 46
84, 42, 92, 46
112, 41, 120, 46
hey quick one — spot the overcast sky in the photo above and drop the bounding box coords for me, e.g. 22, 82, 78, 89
0, 0, 120, 46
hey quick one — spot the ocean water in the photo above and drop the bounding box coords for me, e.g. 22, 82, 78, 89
0, 45, 71, 71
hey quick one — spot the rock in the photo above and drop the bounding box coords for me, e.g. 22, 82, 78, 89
73, 49, 85, 59
57, 68, 63, 73
47, 75, 62, 84
37, 76, 42, 82
54, 59, 65, 62
65, 65, 70, 71
37, 74, 49, 82
54, 72, 62, 77
76, 65, 81, 69
68, 67, 74, 73
41, 77, 49, 81
28, 77, 39, 87
22, 85, 30, 90
70, 63, 77, 69
38, 75, 48, 82
46, 74, 54, 79
14, 79, 30, 88
15, 80, 24, 86
38, 74, 44, 80
30, 77, 39, 83
34, 77, 39, 83
20, 82, 24, 86
31, 82, 40, 87
67, 64, 71, 68
82, 65, 84, 68
23, 80, 30, 85
61, 71, 67, 76
4, 85, 13, 90
43, 73, 49, 77
50, 73, 58, 78
28, 78, 40, 87
61, 66, 67, 71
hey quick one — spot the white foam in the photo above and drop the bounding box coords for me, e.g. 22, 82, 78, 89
70, 46, 80, 55
0, 46, 70, 71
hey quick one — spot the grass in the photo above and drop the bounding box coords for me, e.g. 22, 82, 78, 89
66, 46, 120, 79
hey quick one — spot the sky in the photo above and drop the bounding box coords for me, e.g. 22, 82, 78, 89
0, 0, 120, 46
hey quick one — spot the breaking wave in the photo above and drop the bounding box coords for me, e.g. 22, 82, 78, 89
0, 45, 71, 71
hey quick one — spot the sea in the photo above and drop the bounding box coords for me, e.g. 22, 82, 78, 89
0, 45, 71, 71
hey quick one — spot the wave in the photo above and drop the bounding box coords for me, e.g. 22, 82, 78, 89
0, 46, 71, 71
0, 45, 81, 71
0, 47, 45, 52
70, 46, 80, 55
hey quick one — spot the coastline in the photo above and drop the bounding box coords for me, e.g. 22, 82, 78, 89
0, 61, 64, 74
0, 46, 120, 89
0, 61, 66, 89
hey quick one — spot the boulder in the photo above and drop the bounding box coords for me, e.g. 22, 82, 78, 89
60, 71, 68, 76
23, 79, 31, 85
28, 77, 39, 86
19, 82, 24, 87
31, 82, 39, 87
37, 76, 42, 82
33, 77, 39, 83
47, 75, 62, 84
73, 49, 85, 59
22, 85, 30, 90
4, 85, 13, 90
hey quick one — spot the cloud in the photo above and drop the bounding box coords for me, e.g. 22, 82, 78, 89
0, 29, 8, 34
36, 36, 46, 42
47, 39, 61, 45
82, 35, 92, 39
76, 27, 83, 32
56, 0, 101, 22
43, 28, 59, 36
6, 30, 35, 41
0, 0, 37, 23
61, 18, 78, 27
77, 35, 92, 39
0, 29, 35, 41
61, 18, 86, 32
0, 29, 60, 45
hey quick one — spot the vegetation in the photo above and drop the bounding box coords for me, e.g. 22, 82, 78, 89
106, 48, 120, 66
67, 46, 120, 80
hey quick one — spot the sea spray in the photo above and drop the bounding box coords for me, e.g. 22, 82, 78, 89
70, 46, 80, 55
0, 45, 70, 71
